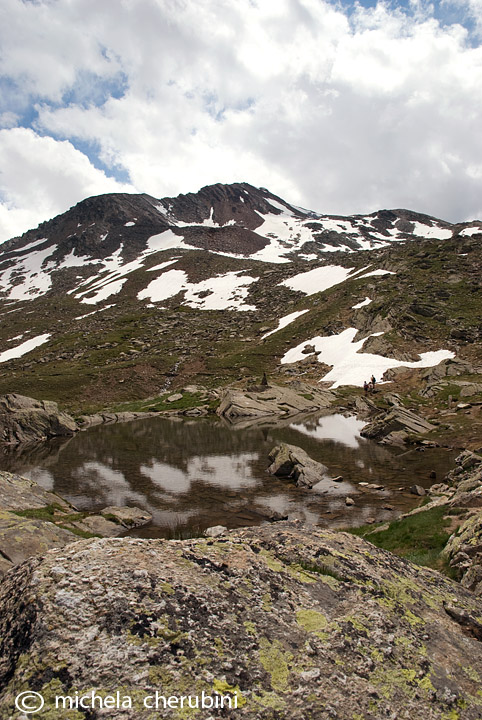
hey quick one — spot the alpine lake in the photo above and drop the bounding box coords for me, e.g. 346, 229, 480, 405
0, 411, 457, 538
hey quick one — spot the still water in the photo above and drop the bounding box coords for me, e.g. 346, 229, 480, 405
0, 412, 457, 537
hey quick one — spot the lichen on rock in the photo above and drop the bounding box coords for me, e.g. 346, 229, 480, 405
1, 522, 482, 719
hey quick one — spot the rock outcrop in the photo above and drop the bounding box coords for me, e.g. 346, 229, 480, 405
217, 382, 334, 422
0, 394, 78, 445
1, 523, 482, 719
0, 471, 152, 576
268, 443, 328, 488
360, 406, 435, 445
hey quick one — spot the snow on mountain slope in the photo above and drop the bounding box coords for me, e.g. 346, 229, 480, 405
0, 182, 479, 312
281, 328, 455, 388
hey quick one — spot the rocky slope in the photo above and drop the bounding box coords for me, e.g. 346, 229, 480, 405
1, 522, 482, 720
0, 182, 480, 425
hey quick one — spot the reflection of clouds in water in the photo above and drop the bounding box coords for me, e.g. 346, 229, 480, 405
141, 463, 191, 493
73, 461, 146, 507
141, 454, 258, 494
290, 414, 366, 449
27, 467, 54, 491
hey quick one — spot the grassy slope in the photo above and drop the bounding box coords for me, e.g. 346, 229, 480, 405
0, 234, 480, 415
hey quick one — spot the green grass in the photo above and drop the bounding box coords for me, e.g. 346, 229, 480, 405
347, 506, 456, 577
111, 390, 208, 413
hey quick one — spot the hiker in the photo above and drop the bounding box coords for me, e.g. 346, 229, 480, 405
371, 374, 376, 387
363, 381, 368, 394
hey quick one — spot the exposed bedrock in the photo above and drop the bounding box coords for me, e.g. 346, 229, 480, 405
1, 523, 482, 719
0, 394, 78, 445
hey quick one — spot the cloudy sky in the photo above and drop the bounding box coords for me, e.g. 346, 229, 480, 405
0, 0, 481, 243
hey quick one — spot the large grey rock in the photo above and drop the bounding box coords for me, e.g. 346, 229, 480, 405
0, 523, 482, 719
361, 406, 435, 442
217, 383, 334, 422
0, 510, 75, 574
100, 506, 153, 528
0, 393, 78, 445
268, 443, 328, 488
0, 470, 72, 512
444, 511, 482, 595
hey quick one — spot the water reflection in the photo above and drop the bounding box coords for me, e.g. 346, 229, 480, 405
0, 413, 457, 537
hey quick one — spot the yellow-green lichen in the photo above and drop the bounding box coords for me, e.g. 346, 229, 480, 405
252, 690, 286, 711
404, 610, 424, 627
244, 620, 256, 635
212, 679, 246, 708
258, 637, 293, 692
296, 609, 328, 634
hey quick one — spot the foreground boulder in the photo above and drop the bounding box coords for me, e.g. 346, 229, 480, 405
0, 394, 78, 445
1, 523, 482, 719
268, 443, 328, 488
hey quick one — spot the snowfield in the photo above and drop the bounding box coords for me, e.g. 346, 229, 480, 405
0, 333, 51, 363
281, 327, 454, 388
138, 269, 258, 311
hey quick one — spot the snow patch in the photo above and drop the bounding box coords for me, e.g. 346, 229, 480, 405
261, 310, 309, 339
0, 333, 51, 363
11, 238, 49, 253
281, 327, 454, 388
411, 222, 452, 240
459, 226, 482, 237
280, 265, 356, 295
138, 269, 258, 311
352, 297, 372, 309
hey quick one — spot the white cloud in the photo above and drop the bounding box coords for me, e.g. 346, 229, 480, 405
0, 128, 134, 240
1, 0, 482, 242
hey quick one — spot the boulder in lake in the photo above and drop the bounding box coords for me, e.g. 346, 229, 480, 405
268, 443, 328, 488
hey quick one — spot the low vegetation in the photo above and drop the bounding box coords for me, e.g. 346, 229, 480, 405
347, 506, 456, 577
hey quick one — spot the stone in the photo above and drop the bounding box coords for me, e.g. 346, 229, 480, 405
217, 382, 334, 422
1, 523, 482, 719
410, 485, 427, 496
0, 393, 78, 445
167, 393, 183, 403
100, 506, 153, 528
205, 525, 227, 538
70, 515, 121, 537
444, 511, 482, 595
361, 407, 435, 443
345, 496, 355, 506
268, 443, 328, 489
0, 511, 75, 575
0, 470, 73, 512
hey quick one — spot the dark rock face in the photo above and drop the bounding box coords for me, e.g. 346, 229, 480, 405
0, 394, 78, 445
0, 523, 481, 719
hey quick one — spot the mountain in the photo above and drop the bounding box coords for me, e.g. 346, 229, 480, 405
0, 182, 481, 417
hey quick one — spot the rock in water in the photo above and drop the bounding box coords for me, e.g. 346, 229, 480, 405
0, 523, 481, 719
268, 443, 328, 488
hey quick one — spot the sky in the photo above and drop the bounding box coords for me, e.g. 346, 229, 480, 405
0, 0, 482, 243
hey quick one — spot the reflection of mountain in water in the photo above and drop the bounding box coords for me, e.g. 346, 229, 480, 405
0, 414, 457, 537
